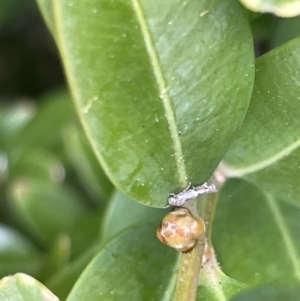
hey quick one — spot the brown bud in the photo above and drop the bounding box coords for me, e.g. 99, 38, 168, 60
156, 207, 205, 252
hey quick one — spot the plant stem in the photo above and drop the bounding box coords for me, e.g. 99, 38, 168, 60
172, 169, 226, 300
172, 237, 205, 301
202, 192, 219, 245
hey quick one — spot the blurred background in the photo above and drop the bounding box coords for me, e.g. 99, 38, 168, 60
0, 0, 67, 232
0, 0, 64, 99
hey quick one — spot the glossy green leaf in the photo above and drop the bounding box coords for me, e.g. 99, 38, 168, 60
101, 190, 167, 244
0, 273, 59, 301
63, 125, 113, 204
229, 286, 300, 301
239, 0, 300, 17
66, 224, 179, 301
8, 178, 87, 248
0, 224, 41, 278
222, 37, 300, 205
41, 0, 254, 207
213, 179, 300, 286
47, 191, 167, 300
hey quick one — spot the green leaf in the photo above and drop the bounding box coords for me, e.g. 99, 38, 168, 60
101, 190, 167, 244
63, 125, 113, 204
46, 244, 100, 300
7, 149, 97, 256
47, 192, 167, 300
44, 0, 254, 207
271, 16, 300, 48
239, 0, 300, 17
66, 224, 179, 301
68, 212, 103, 258
8, 178, 87, 248
0, 273, 59, 301
35, 0, 56, 37
222, 37, 300, 205
213, 179, 300, 286
9, 150, 65, 184
0, 224, 41, 278
12, 90, 75, 163
39, 234, 71, 282
0, 101, 35, 151
197, 253, 247, 301
250, 14, 276, 45
0, 102, 36, 184
229, 286, 300, 301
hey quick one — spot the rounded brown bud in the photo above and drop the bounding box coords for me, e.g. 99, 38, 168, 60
156, 207, 205, 252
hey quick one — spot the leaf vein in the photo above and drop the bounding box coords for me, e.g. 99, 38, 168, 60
220, 138, 300, 177
266, 194, 300, 283
130, 0, 188, 186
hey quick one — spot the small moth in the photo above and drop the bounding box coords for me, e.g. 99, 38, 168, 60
168, 182, 217, 206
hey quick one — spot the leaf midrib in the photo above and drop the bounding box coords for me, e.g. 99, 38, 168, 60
130, 0, 188, 187
221, 138, 300, 177
266, 194, 300, 283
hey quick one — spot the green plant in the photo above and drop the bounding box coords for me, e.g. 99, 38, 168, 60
1, 0, 300, 300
